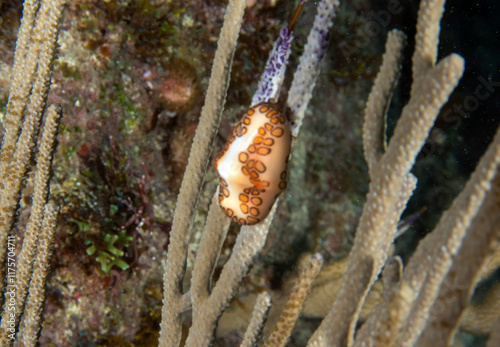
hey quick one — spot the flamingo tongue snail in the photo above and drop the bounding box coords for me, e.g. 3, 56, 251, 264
214, 2, 305, 225
215, 102, 291, 225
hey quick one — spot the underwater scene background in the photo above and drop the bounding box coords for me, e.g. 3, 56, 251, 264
0, 0, 499, 346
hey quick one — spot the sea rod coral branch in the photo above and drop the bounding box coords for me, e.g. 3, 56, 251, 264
0, 104, 62, 338
363, 30, 406, 175
415, 142, 500, 346
175, 0, 341, 344
17, 203, 59, 347
240, 292, 272, 347
0, 0, 65, 344
0, 0, 65, 288
158, 0, 246, 345
251, 0, 309, 105
287, 0, 340, 138
308, 0, 465, 345
264, 253, 323, 347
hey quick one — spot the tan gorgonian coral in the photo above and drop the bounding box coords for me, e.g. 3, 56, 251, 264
159, 0, 340, 345
158, 0, 247, 345
301, 257, 384, 320
0, 0, 65, 345
263, 253, 323, 347
157, 0, 500, 345
240, 292, 272, 347
158, 0, 500, 345
306, 0, 500, 346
